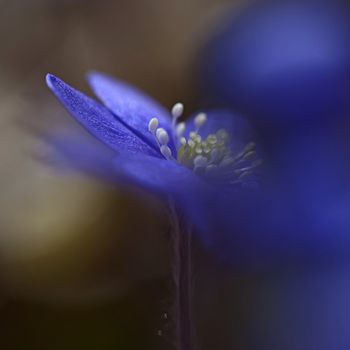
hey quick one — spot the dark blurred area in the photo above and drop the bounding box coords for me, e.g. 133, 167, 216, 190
3, 0, 350, 349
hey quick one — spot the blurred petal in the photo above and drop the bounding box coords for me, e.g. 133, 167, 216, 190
113, 154, 199, 197
42, 128, 201, 197
46, 74, 160, 157
183, 184, 350, 269
87, 71, 174, 148
199, 1, 350, 122
43, 129, 119, 182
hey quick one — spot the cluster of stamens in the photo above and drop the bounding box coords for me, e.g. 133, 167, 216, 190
148, 103, 261, 182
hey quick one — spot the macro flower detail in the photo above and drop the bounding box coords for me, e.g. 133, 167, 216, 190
45, 72, 260, 196
148, 102, 259, 183
45, 71, 262, 350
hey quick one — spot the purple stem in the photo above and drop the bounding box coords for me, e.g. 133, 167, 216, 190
169, 200, 194, 350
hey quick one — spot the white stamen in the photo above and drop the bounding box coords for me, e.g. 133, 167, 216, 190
195, 135, 201, 143
194, 113, 207, 130
176, 122, 186, 138
156, 128, 169, 145
195, 146, 203, 154
147, 110, 259, 181
148, 118, 159, 133
171, 103, 184, 119
188, 139, 195, 148
189, 131, 197, 139
194, 155, 208, 167
160, 145, 172, 160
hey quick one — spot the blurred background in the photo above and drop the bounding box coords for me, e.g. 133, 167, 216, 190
3, 0, 350, 349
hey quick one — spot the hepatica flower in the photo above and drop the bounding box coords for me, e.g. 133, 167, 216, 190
46, 72, 259, 201
45, 71, 260, 349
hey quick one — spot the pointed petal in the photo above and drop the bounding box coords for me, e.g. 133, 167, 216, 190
113, 154, 199, 196
46, 74, 159, 157
46, 128, 200, 197
87, 72, 174, 148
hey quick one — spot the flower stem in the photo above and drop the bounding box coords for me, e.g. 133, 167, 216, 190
168, 201, 194, 350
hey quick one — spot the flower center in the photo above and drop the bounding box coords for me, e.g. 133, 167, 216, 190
148, 103, 261, 182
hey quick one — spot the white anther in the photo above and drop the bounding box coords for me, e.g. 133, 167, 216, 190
156, 128, 169, 145
160, 145, 172, 160
171, 103, 184, 119
180, 137, 187, 146
194, 155, 208, 167
195, 146, 203, 154
148, 118, 159, 133
189, 131, 197, 140
194, 113, 207, 130
188, 139, 195, 148
176, 122, 186, 138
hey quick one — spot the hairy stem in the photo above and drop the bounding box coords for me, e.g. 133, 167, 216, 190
168, 201, 194, 350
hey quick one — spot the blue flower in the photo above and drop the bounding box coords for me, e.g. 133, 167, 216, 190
199, 0, 350, 123
45, 72, 259, 242
46, 72, 350, 269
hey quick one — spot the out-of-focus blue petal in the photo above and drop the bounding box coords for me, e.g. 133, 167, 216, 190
185, 109, 253, 151
44, 127, 201, 197
182, 181, 350, 269
113, 154, 200, 197
253, 258, 350, 350
87, 71, 175, 149
43, 128, 119, 182
199, 0, 350, 123
46, 74, 160, 157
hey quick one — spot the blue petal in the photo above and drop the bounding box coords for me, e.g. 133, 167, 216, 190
42, 126, 201, 195
185, 109, 253, 151
46, 74, 160, 157
182, 184, 350, 270
43, 128, 119, 182
87, 71, 174, 149
113, 154, 200, 196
